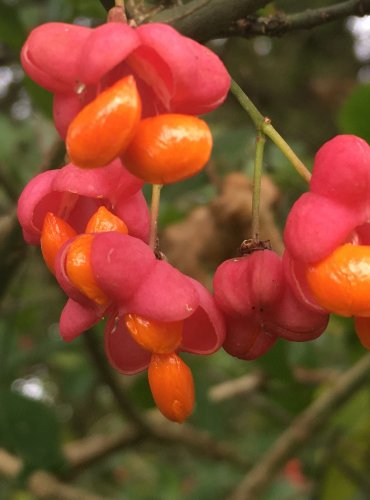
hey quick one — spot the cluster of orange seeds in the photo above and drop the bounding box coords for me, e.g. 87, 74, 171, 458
66, 76, 212, 185
41, 205, 195, 423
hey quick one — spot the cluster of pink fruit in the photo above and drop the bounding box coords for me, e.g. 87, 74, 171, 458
216, 134, 370, 359
18, 19, 230, 423
17, 17, 370, 423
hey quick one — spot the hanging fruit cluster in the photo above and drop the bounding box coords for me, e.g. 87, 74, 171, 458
17, 12, 370, 423
18, 18, 229, 423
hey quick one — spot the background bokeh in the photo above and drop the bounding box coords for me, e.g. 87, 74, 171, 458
0, 1, 370, 499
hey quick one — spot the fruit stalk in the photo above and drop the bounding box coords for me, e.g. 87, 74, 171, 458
251, 130, 266, 241
230, 79, 311, 183
149, 183, 163, 252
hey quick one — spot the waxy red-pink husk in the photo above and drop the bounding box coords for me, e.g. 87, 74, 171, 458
17, 159, 148, 244
21, 22, 231, 138
214, 250, 329, 360
284, 135, 370, 265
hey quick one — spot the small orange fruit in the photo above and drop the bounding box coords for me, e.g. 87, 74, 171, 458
124, 314, 183, 354
65, 234, 109, 305
66, 75, 142, 168
41, 212, 77, 274
148, 352, 195, 423
306, 243, 370, 317
122, 114, 212, 184
85, 206, 128, 234
354, 316, 370, 349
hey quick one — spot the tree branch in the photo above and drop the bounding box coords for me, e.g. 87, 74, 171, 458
82, 329, 249, 470
149, 0, 270, 40
98, 1, 370, 41
227, 0, 370, 38
64, 425, 143, 473
149, 0, 370, 40
65, 415, 250, 474
208, 372, 265, 403
229, 353, 370, 500
151, 417, 251, 469
0, 449, 105, 500
83, 330, 151, 434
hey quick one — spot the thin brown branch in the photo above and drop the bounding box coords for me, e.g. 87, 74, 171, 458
83, 329, 151, 434
64, 425, 143, 473
208, 372, 265, 403
82, 327, 250, 469
0, 449, 105, 500
228, 0, 370, 38
229, 353, 370, 500
65, 415, 250, 474
151, 417, 251, 469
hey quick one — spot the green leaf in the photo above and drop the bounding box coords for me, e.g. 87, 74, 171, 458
321, 464, 357, 500
24, 79, 53, 119
64, 0, 106, 18
0, 388, 66, 474
0, 3, 25, 52
337, 84, 370, 142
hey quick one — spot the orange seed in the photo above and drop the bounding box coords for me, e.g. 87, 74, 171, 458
148, 352, 195, 423
66, 75, 142, 168
306, 243, 370, 317
41, 212, 77, 274
85, 206, 128, 234
122, 114, 212, 184
124, 314, 183, 354
65, 234, 109, 305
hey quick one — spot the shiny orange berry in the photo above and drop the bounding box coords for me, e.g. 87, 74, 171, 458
306, 244, 370, 317
354, 316, 370, 349
66, 75, 142, 168
124, 314, 183, 354
148, 352, 195, 423
40, 212, 77, 274
65, 234, 109, 305
122, 114, 212, 184
85, 206, 128, 234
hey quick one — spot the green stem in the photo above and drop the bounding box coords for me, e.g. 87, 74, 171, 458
230, 80, 312, 183
264, 124, 311, 183
149, 184, 163, 252
251, 131, 266, 241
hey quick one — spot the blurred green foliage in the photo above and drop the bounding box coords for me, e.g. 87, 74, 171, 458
338, 84, 370, 142
0, 1, 370, 499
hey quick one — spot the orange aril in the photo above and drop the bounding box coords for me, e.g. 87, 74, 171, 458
66, 75, 142, 168
65, 234, 109, 305
124, 314, 183, 354
122, 114, 212, 184
354, 316, 370, 349
306, 243, 370, 317
41, 212, 77, 274
85, 206, 128, 234
148, 352, 194, 423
